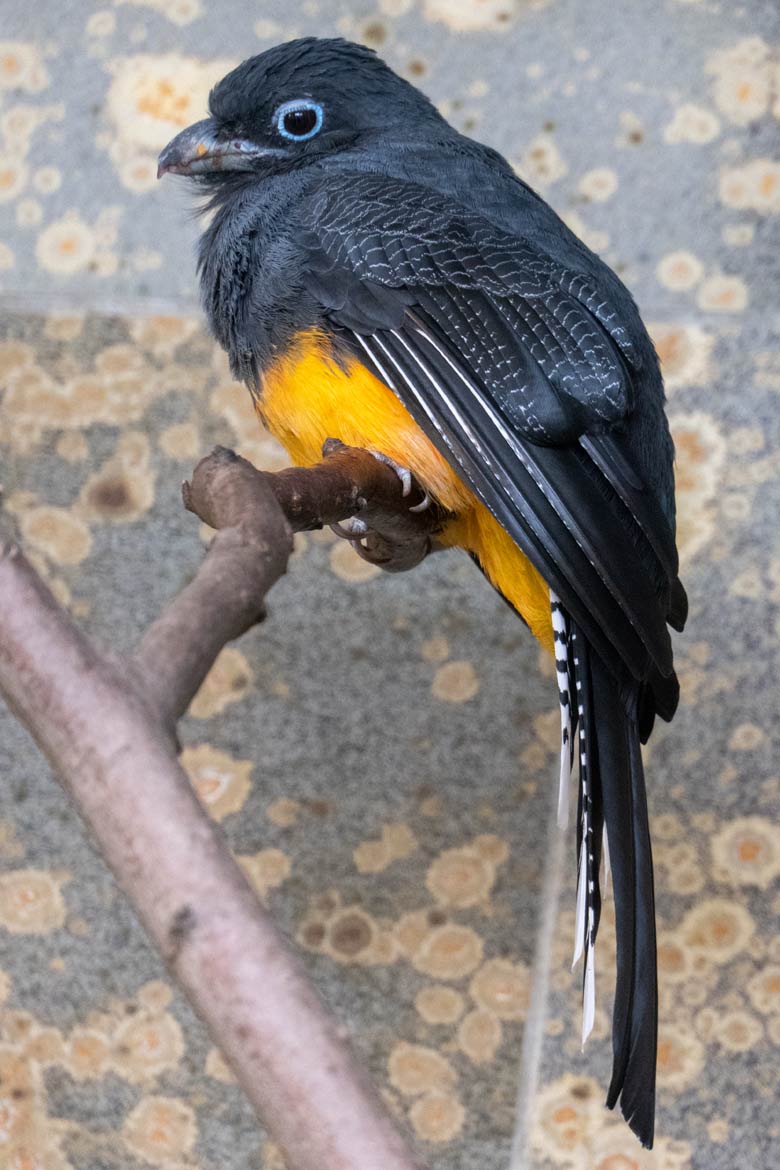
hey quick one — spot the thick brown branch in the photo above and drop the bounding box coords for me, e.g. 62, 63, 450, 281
136, 443, 442, 735
136, 453, 293, 729
0, 440, 439, 1170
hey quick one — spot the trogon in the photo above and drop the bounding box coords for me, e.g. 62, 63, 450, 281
158, 37, 687, 1148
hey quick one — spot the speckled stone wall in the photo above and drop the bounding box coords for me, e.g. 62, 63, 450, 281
1, 2, 779, 1169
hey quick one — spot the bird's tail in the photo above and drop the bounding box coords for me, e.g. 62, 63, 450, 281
592, 655, 657, 1148
556, 597, 657, 1148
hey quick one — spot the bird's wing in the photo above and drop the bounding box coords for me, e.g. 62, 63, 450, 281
296, 172, 685, 1147
298, 173, 682, 692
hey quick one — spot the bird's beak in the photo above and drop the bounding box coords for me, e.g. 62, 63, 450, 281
157, 118, 277, 178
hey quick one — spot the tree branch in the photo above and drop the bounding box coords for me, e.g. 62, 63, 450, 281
0, 442, 440, 1170
136, 441, 442, 736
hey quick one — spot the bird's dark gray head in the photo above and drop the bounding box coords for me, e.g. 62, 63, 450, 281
157, 37, 445, 181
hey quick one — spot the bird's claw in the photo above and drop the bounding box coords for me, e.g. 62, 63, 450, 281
368, 450, 413, 498
330, 516, 370, 542
408, 491, 433, 513
368, 449, 434, 512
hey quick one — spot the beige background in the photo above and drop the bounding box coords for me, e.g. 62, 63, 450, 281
1, 2, 779, 1168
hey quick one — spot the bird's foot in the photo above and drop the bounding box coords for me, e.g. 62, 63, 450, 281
323, 440, 437, 569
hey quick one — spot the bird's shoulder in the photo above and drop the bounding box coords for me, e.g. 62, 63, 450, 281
296, 156, 649, 363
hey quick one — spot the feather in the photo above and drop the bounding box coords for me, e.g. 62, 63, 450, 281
569, 625, 603, 1053
550, 591, 573, 829
398, 309, 666, 677
587, 637, 658, 1148
582, 944, 596, 1046
573, 823, 588, 967
579, 432, 679, 580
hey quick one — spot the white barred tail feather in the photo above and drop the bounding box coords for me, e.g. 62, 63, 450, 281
570, 624, 602, 1047
550, 592, 573, 830
551, 590, 599, 1042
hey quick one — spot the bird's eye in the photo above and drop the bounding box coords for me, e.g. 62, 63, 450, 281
275, 99, 323, 141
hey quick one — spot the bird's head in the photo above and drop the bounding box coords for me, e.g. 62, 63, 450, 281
157, 37, 444, 182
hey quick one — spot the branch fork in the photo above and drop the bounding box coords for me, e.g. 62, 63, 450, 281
0, 441, 443, 1170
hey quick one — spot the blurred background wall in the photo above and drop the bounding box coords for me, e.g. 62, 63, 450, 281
0, 2, 778, 1169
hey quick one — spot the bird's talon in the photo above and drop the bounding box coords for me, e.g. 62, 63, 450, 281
331, 517, 370, 541
369, 449, 413, 497
408, 491, 432, 513
351, 538, 389, 566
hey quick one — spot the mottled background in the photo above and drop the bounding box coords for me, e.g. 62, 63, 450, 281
1, 2, 779, 1169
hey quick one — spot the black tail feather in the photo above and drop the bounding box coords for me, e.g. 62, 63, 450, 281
586, 642, 658, 1149
668, 576, 688, 632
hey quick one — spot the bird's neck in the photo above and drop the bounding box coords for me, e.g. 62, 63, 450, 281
197, 171, 314, 382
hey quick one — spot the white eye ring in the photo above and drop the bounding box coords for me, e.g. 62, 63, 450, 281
275, 99, 324, 141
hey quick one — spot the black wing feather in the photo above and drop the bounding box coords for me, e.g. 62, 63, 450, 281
368, 322, 651, 676
581, 432, 679, 580
403, 308, 673, 676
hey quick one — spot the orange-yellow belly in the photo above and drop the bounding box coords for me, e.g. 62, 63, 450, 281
260, 332, 553, 649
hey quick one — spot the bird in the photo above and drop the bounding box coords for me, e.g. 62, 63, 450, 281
158, 37, 687, 1148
